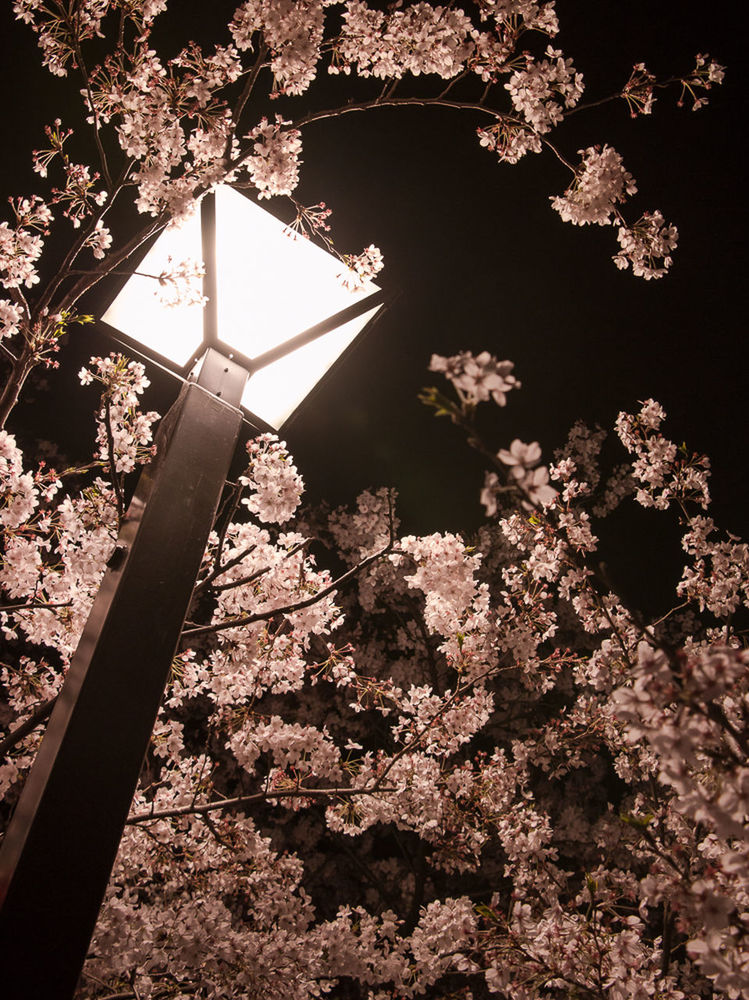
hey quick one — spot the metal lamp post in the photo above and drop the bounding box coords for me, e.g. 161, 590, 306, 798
0, 186, 386, 998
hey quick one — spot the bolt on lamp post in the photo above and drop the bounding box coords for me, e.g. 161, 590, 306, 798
0, 186, 386, 999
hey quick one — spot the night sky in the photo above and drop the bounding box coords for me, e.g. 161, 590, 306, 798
1, 1, 746, 609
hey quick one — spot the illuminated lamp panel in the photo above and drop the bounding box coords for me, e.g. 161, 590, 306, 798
102, 186, 381, 428
213, 186, 379, 359
101, 209, 205, 367
241, 304, 381, 429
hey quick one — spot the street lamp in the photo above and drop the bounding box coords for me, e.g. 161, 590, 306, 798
0, 186, 386, 998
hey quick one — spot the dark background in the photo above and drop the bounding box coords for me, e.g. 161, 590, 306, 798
1, 1, 746, 610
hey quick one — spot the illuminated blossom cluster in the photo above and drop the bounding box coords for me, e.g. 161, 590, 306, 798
340, 243, 384, 289
244, 116, 303, 199
0, 196, 52, 289
398, 531, 482, 634
551, 145, 637, 226
0, 430, 39, 531
231, 0, 326, 95
613, 644, 749, 992
505, 46, 584, 133
241, 433, 304, 524
78, 354, 159, 475
332, 1, 475, 80
498, 438, 556, 507
477, 120, 542, 163
152, 255, 206, 308
622, 62, 657, 117
82, 220, 112, 260
0, 300, 23, 341
616, 399, 710, 510
1, 425, 117, 662
613, 210, 680, 279
678, 515, 749, 617
328, 486, 396, 563
681, 53, 726, 110
14, 0, 113, 76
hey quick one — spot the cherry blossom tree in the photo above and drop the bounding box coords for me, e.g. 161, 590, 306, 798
1, 3, 745, 999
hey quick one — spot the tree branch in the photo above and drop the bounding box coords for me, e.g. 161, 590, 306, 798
0, 600, 72, 614
193, 542, 258, 594
291, 95, 510, 131
231, 41, 269, 136
180, 542, 393, 640
126, 783, 395, 824
0, 695, 57, 758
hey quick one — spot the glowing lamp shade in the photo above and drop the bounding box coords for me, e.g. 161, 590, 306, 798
102, 186, 383, 429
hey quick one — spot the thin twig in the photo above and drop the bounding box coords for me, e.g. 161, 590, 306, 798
103, 396, 125, 524
73, 31, 113, 190
212, 541, 310, 594
0, 695, 58, 758
194, 543, 258, 594
0, 600, 72, 613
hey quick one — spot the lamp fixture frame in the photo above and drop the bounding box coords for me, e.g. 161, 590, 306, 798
99, 189, 389, 432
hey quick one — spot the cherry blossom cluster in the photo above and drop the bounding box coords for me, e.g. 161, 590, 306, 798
678, 515, 749, 618
79, 354, 159, 475
680, 53, 727, 110
422, 348, 749, 994
613, 644, 749, 993
429, 350, 520, 407
477, 120, 542, 164
240, 432, 304, 524
231, 0, 326, 96
152, 254, 206, 308
551, 144, 637, 226
245, 116, 303, 199
622, 62, 657, 117
616, 398, 711, 511
0, 430, 43, 532
497, 438, 556, 507
613, 210, 680, 280
31, 118, 108, 229
332, 1, 475, 80
0, 196, 52, 289
339, 243, 384, 289
0, 300, 24, 342
82, 220, 113, 260
506, 46, 584, 133
0, 446, 116, 669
